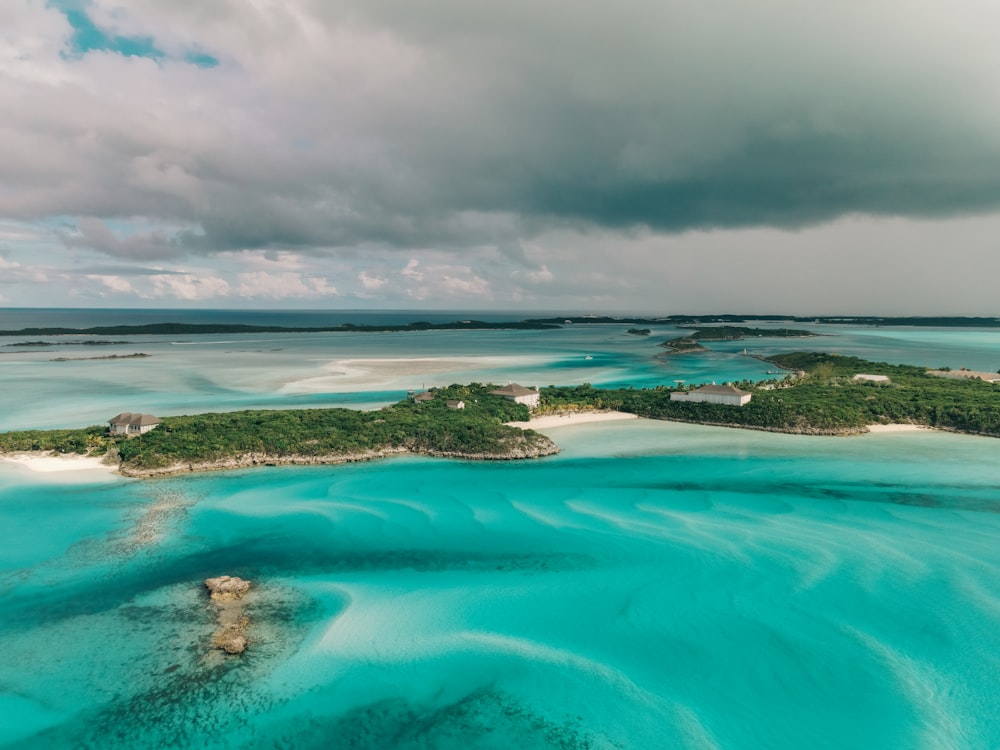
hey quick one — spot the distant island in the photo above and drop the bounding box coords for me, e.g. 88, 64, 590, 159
3, 340, 133, 347
0, 320, 559, 337
0, 384, 557, 477
52, 353, 151, 362
660, 326, 816, 354
3, 315, 999, 339
526, 315, 1000, 327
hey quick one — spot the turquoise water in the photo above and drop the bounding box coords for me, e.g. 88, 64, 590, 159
2, 423, 1000, 748
2, 312, 1000, 748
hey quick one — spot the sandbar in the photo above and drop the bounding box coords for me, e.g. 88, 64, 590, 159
280, 356, 545, 394
0, 452, 118, 475
508, 411, 639, 430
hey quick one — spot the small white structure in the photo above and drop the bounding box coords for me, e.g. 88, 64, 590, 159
490, 383, 541, 409
446, 400, 465, 409
670, 384, 752, 406
109, 412, 161, 436
853, 374, 890, 383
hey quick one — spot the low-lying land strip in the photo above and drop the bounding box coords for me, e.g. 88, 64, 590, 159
660, 326, 816, 354
0, 384, 557, 477
540, 352, 1000, 437
0, 320, 558, 337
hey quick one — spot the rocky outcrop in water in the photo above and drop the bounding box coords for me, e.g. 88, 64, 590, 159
205, 576, 252, 654
205, 575, 251, 601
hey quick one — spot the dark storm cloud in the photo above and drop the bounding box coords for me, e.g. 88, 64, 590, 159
5, 0, 1000, 259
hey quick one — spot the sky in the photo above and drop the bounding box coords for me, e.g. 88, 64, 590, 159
2, 0, 1000, 314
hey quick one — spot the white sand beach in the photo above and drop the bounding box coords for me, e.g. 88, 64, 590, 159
1, 452, 118, 475
507, 411, 639, 430
866, 424, 932, 433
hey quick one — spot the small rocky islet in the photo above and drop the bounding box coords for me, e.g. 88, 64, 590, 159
204, 575, 252, 655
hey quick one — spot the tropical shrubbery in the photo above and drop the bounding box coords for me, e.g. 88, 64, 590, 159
0, 383, 545, 469
540, 353, 1000, 436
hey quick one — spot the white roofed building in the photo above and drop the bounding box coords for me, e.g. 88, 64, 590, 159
490, 383, 541, 409
670, 384, 752, 407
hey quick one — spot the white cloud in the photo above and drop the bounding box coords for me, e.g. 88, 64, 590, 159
401, 258, 423, 281
359, 271, 388, 290
236, 271, 337, 299
88, 274, 136, 294
151, 272, 231, 300
441, 274, 490, 297
517, 264, 554, 284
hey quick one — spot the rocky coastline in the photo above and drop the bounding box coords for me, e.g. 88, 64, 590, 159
117, 441, 559, 478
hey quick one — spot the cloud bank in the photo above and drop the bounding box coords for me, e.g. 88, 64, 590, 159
2, 0, 1000, 310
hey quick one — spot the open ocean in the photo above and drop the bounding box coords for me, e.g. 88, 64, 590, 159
1, 309, 999, 749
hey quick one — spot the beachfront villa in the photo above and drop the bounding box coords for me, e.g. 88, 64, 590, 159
108, 413, 161, 436
670, 384, 752, 406
853, 374, 891, 383
491, 383, 541, 409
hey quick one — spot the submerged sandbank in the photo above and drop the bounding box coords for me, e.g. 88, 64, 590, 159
279, 356, 545, 394
1, 452, 118, 475
508, 411, 639, 430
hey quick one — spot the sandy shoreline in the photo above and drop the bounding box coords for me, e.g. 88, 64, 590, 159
0, 452, 119, 475
507, 411, 639, 430
866, 424, 932, 433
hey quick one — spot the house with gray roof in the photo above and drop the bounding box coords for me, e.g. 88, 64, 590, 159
108, 412, 161, 436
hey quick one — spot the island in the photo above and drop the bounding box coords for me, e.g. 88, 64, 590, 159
51, 353, 151, 362
660, 326, 815, 354
5, 354, 999, 476
0, 320, 559, 337
525, 314, 1000, 328
539, 352, 1000, 437
0, 384, 558, 477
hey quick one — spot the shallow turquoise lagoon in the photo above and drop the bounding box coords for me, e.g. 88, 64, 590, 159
2, 421, 999, 749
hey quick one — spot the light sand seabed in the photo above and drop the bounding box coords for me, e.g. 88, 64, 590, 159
279, 356, 548, 394
0, 452, 118, 475
507, 411, 639, 430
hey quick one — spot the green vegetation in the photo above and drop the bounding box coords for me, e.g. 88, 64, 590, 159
0, 384, 556, 474
0, 425, 109, 455
661, 326, 815, 353
659, 337, 707, 354
541, 352, 1000, 437
660, 326, 814, 354
677, 326, 815, 340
